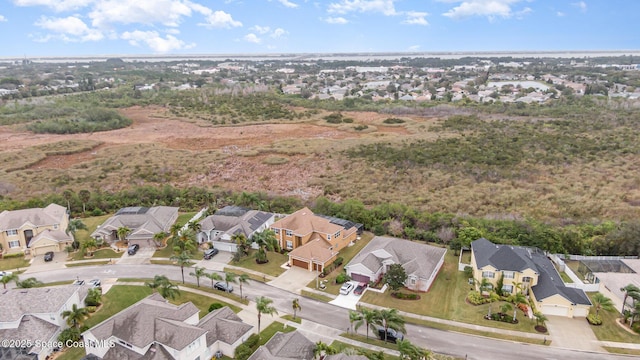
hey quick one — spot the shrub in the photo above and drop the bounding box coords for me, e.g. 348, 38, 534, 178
343, 117, 354, 123
235, 334, 260, 360
392, 292, 420, 300
324, 113, 344, 124
86, 306, 97, 313
467, 291, 487, 305
354, 124, 368, 131
208, 303, 224, 312
335, 272, 350, 284
464, 266, 473, 278
91, 208, 104, 216
334, 257, 344, 267
2, 252, 25, 259
587, 314, 602, 325
58, 328, 81, 344
383, 117, 405, 124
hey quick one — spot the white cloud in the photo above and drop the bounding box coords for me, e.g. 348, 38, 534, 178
13, 0, 92, 12
556, 11, 565, 17
244, 33, 261, 43
198, 10, 243, 28
572, 1, 587, 12
89, 0, 193, 28
325, 16, 349, 24
442, 0, 524, 20
328, 0, 397, 16
121, 30, 194, 53
276, 0, 298, 8
0, 15, 6, 22
514, 7, 531, 19
252, 25, 271, 34
34, 16, 104, 41
408, 45, 421, 51
403, 11, 428, 25
271, 28, 287, 38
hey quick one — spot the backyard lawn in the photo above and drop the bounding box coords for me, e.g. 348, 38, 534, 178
74, 214, 111, 244
360, 251, 540, 334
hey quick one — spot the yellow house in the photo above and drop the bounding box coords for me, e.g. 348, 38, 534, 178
270, 207, 360, 272
471, 238, 591, 318
0, 203, 72, 256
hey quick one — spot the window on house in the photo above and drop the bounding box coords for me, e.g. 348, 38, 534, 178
53, 224, 59, 230
410, 278, 416, 285
334, 230, 341, 238
286, 241, 293, 250
272, 228, 279, 236
327, 234, 331, 240
285, 230, 293, 237
503, 271, 515, 279
482, 271, 495, 278
502, 285, 514, 293
523, 276, 532, 283
8, 240, 20, 248
6, 229, 17, 236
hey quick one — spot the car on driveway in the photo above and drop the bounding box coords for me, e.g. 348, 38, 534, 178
0, 271, 12, 277
72, 279, 85, 286
89, 279, 101, 288
127, 244, 140, 255
339, 282, 354, 295
204, 248, 219, 259
377, 327, 404, 343
213, 281, 233, 293
44, 251, 54, 261
354, 282, 367, 295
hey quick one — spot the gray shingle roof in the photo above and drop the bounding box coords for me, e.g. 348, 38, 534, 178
91, 206, 178, 240
0, 315, 58, 355
248, 331, 315, 360
471, 238, 591, 306
0, 203, 66, 230
0, 286, 82, 322
325, 355, 369, 360
346, 236, 447, 280
198, 306, 252, 346
199, 209, 274, 240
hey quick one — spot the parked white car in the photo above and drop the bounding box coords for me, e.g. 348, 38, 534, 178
339, 282, 354, 295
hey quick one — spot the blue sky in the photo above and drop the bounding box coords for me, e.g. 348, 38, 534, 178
0, 0, 637, 56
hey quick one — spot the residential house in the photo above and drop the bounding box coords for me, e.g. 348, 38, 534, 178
471, 238, 592, 318
0, 286, 87, 360
197, 206, 276, 252
0, 203, 72, 256
270, 207, 362, 272
345, 236, 446, 292
247, 331, 315, 360
83, 293, 253, 360
91, 206, 178, 248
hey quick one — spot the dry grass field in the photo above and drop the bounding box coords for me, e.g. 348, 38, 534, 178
1, 104, 639, 222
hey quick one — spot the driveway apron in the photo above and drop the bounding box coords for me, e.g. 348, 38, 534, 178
545, 316, 603, 352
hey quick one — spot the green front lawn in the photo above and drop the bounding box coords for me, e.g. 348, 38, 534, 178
153, 212, 197, 258
360, 251, 539, 334
587, 293, 640, 343
231, 250, 288, 277
84, 285, 153, 328
331, 340, 399, 360
0, 256, 30, 271
69, 247, 122, 261
258, 321, 296, 345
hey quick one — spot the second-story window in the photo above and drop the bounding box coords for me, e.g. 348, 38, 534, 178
285, 230, 293, 237
6, 229, 17, 236
482, 271, 495, 278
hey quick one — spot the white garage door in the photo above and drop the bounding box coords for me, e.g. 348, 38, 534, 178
573, 307, 589, 317
542, 305, 570, 317
32, 245, 59, 256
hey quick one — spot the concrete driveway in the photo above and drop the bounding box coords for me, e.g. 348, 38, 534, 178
268, 266, 317, 294
194, 251, 232, 271
545, 316, 603, 352
116, 248, 155, 265
23, 251, 66, 274
329, 281, 363, 310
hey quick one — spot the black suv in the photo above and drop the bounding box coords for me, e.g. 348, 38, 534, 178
204, 248, 219, 259
213, 281, 233, 293
127, 244, 140, 255
44, 251, 54, 262
377, 327, 404, 343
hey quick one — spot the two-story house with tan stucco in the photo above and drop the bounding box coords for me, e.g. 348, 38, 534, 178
0, 203, 71, 256
471, 238, 591, 318
270, 207, 362, 272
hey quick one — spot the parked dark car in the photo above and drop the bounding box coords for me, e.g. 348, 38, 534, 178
377, 327, 404, 343
213, 281, 233, 293
89, 279, 101, 288
354, 282, 368, 295
44, 251, 54, 262
204, 248, 219, 260
127, 244, 140, 255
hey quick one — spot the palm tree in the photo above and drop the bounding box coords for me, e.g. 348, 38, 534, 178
1, 273, 18, 289
628, 301, 640, 328
500, 303, 513, 320
187, 221, 202, 233
66, 218, 87, 249
509, 292, 527, 321
397, 339, 428, 360
189, 267, 206, 287
534, 312, 548, 328
62, 304, 89, 329
313, 341, 337, 359
592, 292, 615, 317
153, 232, 167, 247
253, 229, 279, 262
206, 272, 222, 289
62, 189, 74, 211
486, 292, 500, 317
620, 284, 640, 314
158, 281, 180, 300
255, 296, 278, 336
83, 238, 97, 256
348, 310, 362, 334
145, 275, 171, 292
170, 223, 182, 240
237, 274, 250, 299
479, 278, 492, 294
117, 226, 131, 244
223, 272, 237, 293
355, 308, 380, 340
170, 251, 193, 284
292, 298, 302, 320
232, 233, 250, 259
78, 189, 91, 214
173, 229, 197, 254
374, 308, 406, 343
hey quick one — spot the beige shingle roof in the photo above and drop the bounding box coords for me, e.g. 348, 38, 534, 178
0, 203, 66, 230
271, 207, 342, 236
288, 238, 335, 263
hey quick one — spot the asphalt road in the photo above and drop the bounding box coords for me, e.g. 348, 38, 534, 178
25, 264, 634, 360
